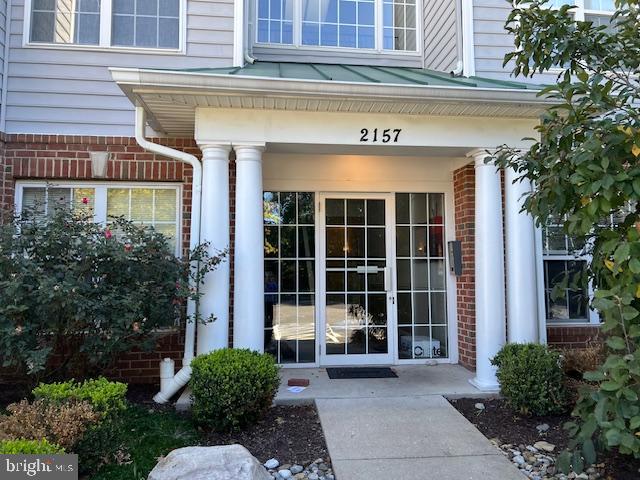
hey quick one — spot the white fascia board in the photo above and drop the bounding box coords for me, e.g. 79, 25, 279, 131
109, 67, 552, 110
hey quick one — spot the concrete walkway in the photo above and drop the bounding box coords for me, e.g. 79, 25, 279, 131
316, 395, 523, 480
276, 364, 485, 404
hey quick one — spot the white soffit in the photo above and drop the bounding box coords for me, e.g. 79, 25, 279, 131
110, 67, 551, 137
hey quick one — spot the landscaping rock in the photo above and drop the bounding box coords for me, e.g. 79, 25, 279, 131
265, 459, 280, 469
494, 442, 604, 480
534, 441, 556, 452
290, 465, 303, 474
536, 423, 550, 433
148, 445, 272, 480
474, 402, 486, 410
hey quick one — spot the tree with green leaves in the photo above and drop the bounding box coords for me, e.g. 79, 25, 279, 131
495, 0, 640, 471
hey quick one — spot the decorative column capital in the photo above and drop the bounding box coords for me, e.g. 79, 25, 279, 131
233, 143, 266, 163
466, 148, 497, 167
199, 144, 232, 162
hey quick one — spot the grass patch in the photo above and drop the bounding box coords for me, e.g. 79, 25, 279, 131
85, 405, 198, 480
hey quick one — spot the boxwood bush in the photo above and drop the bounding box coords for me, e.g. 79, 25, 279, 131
0, 438, 65, 454
190, 348, 280, 431
33, 377, 127, 415
492, 343, 568, 416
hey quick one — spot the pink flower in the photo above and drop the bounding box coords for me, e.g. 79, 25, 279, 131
132, 322, 140, 332
104, 229, 113, 239
124, 243, 132, 252
82, 197, 89, 204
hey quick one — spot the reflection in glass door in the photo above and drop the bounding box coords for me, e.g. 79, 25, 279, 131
321, 196, 393, 365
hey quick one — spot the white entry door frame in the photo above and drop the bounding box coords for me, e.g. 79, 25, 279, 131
317, 192, 397, 366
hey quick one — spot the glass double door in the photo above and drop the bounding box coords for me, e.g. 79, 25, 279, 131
319, 194, 394, 365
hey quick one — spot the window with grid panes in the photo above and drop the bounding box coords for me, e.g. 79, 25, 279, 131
549, 0, 615, 30
395, 193, 448, 359
542, 206, 634, 324
263, 192, 316, 364
256, 0, 418, 52
17, 183, 181, 254
28, 0, 180, 48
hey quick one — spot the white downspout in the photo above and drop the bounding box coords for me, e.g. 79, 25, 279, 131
451, 0, 464, 76
461, 0, 476, 77
133, 107, 202, 404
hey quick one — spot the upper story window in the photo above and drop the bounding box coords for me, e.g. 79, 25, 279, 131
550, 0, 615, 26
27, 0, 181, 50
30, 0, 101, 45
256, 0, 419, 53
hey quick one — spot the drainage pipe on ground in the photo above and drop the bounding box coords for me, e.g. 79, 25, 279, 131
133, 106, 203, 404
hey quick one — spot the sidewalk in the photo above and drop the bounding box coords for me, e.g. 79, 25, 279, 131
316, 395, 523, 480
275, 365, 486, 404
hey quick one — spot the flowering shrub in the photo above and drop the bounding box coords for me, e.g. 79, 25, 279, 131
0, 206, 224, 380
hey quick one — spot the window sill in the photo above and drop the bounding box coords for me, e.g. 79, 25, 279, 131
22, 42, 186, 56
253, 42, 421, 58
546, 322, 601, 328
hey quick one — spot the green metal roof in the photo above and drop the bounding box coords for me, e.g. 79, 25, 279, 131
168, 61, 541, 91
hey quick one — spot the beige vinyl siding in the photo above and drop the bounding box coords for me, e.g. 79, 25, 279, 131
5, 0, 234, 135
0, 0, 6, 116
473, 0, 558, 84
423, 0, 458, 73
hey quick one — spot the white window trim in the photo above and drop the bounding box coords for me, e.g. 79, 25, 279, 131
22, 0, 187, 54
254, 0, 423, 56
14, 180, 183, 256
541, 254, 600, 325
550, 0, 615, 21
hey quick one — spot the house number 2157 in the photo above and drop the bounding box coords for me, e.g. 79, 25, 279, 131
360, 128, 401, 143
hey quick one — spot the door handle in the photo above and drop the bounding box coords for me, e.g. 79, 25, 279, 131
384, 267, 392, 292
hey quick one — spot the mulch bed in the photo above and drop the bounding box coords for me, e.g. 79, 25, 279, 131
450, 397, 640, 480
2, 381, 331, 473
200, 404, 330, 466
127, 384, 331, 469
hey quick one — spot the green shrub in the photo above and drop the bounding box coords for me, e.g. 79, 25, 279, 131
492, 343, 568, 416
33, 377, 127, 415
0, 438, 65, 454
190, 348, 280, 431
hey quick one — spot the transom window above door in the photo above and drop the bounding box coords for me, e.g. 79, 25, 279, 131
27, 0, 182, 50
256, 0, 419, 52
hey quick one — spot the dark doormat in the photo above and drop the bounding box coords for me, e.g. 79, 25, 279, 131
326, 367, 398, 379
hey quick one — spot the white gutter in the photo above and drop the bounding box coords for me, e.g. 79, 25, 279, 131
133, 106, 202, 404
112, 68, 547, 106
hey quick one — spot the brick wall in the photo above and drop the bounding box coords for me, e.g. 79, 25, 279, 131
547, 325, 601, 349
453, 163, 476, 369
0, 134, 200, 251
0, 134, 210, 384
110, 332, 185, 385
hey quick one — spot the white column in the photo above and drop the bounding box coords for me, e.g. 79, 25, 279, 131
197, 144, 231, 354
233, 144, 266, 351
505, 167, 539, 344
469, 149, 506, 392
